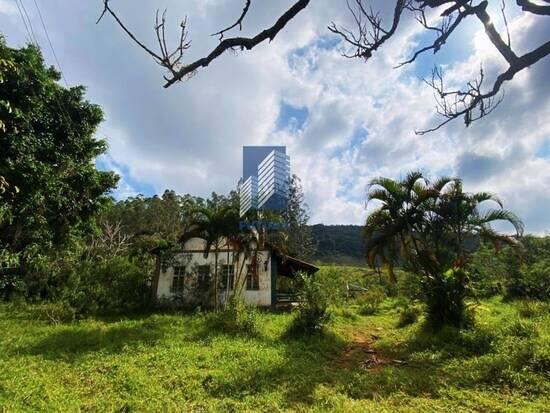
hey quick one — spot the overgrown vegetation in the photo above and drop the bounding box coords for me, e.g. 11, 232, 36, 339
287, 272, 332, 336
365, 172, 523, 328
1, 288, 548, 412
1, 37, 550, 412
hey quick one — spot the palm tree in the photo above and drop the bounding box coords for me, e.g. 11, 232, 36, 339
231, 209, 289, 298
181, 204, 239, 310
365, 171, 523, 327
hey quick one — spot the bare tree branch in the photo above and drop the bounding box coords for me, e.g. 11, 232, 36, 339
101, 0, 550, 132
500, 0, 511, 48
97, 0, 190, 80
395, 3, 477, 67
516, 0, 550, 16
211, 0, 252, 40
329, 0, 410, 60
334, 0, 550, 132
418, 39, 550, 134
468, 1, 517, 64
98, 0, 310, 88
165, 0, 310, 87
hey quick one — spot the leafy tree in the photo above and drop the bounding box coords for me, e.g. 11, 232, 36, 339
503, 235, 550, 299
283, 174, 315, 260
0, 38, 117, 283
365, 171, 523, 327
104, 190, 206, 254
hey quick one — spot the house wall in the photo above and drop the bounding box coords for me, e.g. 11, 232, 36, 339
156, 237, 273, 307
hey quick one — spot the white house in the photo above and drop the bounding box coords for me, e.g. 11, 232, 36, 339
153, 237, 319, 308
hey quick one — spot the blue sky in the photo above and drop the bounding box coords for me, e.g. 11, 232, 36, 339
0, 0, 548, 232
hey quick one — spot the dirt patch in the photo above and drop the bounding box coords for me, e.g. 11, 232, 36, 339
336, 331, 387, 371
336, 331, 404, 372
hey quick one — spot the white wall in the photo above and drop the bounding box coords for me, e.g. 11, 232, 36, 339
156, 237, 273, 307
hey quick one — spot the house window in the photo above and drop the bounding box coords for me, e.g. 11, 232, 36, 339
197, 265, 210, 290
171, 266, 185, 295
246, 264, 259, 291
221, 264, 234, 290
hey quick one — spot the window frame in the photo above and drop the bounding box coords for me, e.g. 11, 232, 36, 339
197, 265, 210, 290
221, 264, 235, 290
171, 266, 185, 295
246, 263, 259, 291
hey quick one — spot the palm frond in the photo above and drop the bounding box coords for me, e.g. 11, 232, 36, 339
476, 208, 524, 236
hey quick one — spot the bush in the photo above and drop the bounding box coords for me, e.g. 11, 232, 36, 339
458, 326, 496, 355
33, 301, 76, 324
397, 304, 421, 328
287, 272, 331, 336
397, 271, 423, 300
505, 319, 539, 339
423, 268, 469, 329
65, 256, 152, 316
468, 243, 508, 297
207, 297, 259, 336
357, 285, 385, 315
505, 236, 550, 300
517, 300, 550, 318
515, 259, 550, 300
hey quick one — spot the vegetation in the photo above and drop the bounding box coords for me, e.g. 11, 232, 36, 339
287, 272, 332, 336
310, 225, 364, 264
1, 270, 548, 411
470, 236, 550, 300
1, 37, 549, 412
283, 175, 315, 261
365, 171, 523, 328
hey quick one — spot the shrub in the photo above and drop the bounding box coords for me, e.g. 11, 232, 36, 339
516, 259, 550, 300
397, 304, 421, 328
66, 256, 151, 315
0, 249, 23, 300
505, 236, 550, 300
468, 243, 508, 297
458, 326, 496, 355
357, 285, 385, 315
518, 300, 550, 318
287, 272, 331, 336
207, 297, 259, 336
505, 319, 539, 339
33, 301, 76, 324
423, 268, 469, 329
397, 271, 423, 300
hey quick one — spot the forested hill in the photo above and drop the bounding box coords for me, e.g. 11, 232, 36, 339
309, 224, 365, 264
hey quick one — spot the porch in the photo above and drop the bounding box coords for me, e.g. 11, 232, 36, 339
272, 254, 319, 308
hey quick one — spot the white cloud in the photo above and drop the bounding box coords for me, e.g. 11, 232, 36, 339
0, 0, 548, 233
0, 0, 17, 16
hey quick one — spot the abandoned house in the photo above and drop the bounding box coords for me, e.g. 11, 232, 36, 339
154, 237, 319, 307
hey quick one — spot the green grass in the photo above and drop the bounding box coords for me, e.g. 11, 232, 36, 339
0, 297, 549, 412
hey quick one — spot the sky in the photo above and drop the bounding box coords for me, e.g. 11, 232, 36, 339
1, 0, 549, 233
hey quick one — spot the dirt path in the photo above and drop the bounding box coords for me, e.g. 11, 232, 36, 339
336, 329, 391, 371
336, 328, 407, 371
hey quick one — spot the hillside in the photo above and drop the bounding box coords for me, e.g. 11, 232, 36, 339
310, 224, 365, 264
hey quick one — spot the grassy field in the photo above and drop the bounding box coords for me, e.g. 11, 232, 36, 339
1, 278, 549, 411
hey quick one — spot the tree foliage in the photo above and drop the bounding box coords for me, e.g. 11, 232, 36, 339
365, 171, 523, 327
283, 174, 315, 260
0, 38, 118, 256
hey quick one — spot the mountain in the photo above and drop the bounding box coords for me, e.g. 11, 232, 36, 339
309, 224, 365, 264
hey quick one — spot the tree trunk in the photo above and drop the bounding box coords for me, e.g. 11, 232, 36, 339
214, 246, 219, 311
225, 247, 231, 306
151, 253, 162, 302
